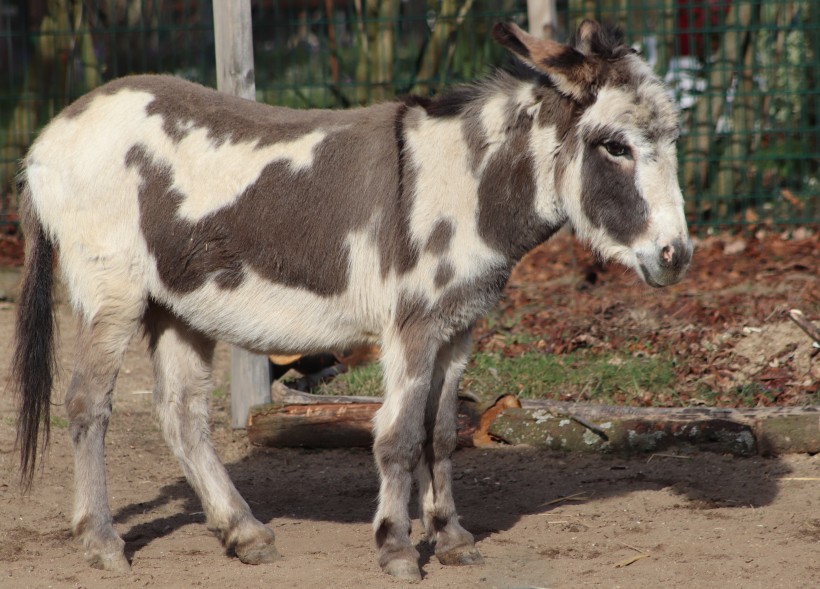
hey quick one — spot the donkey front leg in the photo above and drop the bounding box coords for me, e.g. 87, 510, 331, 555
372, 328, 440, 581
145, 307, 278, 565
416, 330, 483, 566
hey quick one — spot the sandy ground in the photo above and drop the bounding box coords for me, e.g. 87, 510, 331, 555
1, 301, 819, 589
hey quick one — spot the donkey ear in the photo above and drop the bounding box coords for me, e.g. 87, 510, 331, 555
491, 21, 598, 103
574, 19, 601, 54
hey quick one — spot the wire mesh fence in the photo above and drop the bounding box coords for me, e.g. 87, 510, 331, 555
1, 0, 817, 235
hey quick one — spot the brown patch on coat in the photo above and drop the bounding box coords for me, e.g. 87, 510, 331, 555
580, 144, 648, 244
461, 115, 489, 174
424, 219, 455, 255
477, 109, 563, 259
376, 104, 423, 279
127, 99, 403, 296
434, 261, 455, 288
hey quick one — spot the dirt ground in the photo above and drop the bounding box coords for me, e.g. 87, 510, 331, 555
1, 231, 819, 589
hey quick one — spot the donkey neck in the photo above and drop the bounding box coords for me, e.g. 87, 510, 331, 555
401, 73, 570, 267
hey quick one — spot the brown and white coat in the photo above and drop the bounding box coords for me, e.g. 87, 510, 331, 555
14, 21, 691, 581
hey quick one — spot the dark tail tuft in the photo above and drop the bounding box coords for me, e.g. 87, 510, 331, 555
12, 204, 56, 491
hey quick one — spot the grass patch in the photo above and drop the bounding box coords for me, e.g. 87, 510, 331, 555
49, 415, 69, 428
307, 350, 676, 406
306, 362, 385, 398
463, 350, 676, 405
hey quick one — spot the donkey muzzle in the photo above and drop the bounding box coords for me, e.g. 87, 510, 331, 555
638, 237, 693, 287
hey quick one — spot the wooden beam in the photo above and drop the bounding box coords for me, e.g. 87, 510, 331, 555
527, 0, 558, 40
212, 0, 270, 428
213, 0, 256, 101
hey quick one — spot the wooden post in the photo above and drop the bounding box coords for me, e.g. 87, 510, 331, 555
527, 0, 558, 40
212, 0, 270, 428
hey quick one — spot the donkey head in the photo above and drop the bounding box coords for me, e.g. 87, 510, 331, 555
494, 21, 692, 287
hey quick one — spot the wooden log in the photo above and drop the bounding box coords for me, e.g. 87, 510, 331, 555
756, 412, 820, 455
489, 401, 820, 456
248, 383, 483, 448
248, 402, 382, 447
490, 407, 757, 456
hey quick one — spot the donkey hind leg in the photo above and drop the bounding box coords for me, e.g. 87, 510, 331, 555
416, 330, 483, 566
67, 309, 143, 572
371, 328, 441, 581
145, 307, 278, 565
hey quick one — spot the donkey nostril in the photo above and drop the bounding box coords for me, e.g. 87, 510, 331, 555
661, 244, 675, 265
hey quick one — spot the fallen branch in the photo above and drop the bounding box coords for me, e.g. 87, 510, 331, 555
540, 491, 591, 507
788, 309, 820, 344
614, 553, 650, 568
269, 380, 378, 405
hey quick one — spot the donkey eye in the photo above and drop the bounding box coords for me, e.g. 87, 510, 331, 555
602, 141, 630, 158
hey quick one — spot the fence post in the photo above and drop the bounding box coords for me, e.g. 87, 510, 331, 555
527, 0, 558, 40
213, 0, 271, 428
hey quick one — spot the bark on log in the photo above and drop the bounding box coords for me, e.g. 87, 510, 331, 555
248, 402, 382, 448
490, 400, 820, 456
248, 384, 483, 448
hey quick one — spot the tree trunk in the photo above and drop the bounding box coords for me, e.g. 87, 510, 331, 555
354, 0, 399, 104
681, 2, 754, 215
411, 0, 475, 96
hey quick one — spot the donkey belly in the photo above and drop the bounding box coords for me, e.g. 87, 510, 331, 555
157, 267, 387, 355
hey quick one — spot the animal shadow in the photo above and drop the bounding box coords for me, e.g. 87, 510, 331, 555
114, 444, 786, 560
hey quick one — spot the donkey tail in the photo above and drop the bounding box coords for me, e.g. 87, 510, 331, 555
12, 188, 56, 490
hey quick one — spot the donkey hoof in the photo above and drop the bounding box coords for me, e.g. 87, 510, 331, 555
85, 549, 131, 573
383, 558, 422, 582
437, 545, 484, 566
235, 527, 280, 565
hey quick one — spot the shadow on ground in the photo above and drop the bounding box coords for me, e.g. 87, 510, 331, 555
114, 444, 788, 557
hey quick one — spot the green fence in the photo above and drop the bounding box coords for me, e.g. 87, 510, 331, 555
1, 1, 818, 234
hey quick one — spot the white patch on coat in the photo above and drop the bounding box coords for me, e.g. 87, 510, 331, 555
171, 128, 329, 221
25, 92, 159, 321
477, 93, 510, 166
632, 141, 687, 256
25, 88, 338, 321
404, 116, 505, 285
147, 229, 389, 354
578, 86, 638, 132
528, 123, 565, 225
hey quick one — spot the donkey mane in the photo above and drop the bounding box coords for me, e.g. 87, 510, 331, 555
569, 21, 632, 60
400, 64, 551, 122
404, 22, 634, 123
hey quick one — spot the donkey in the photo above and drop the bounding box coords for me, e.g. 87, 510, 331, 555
13, 21, 691, 580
